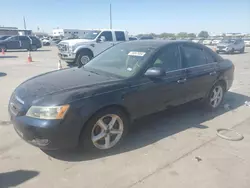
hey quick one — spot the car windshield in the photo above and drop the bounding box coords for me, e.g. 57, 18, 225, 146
221, 39, 235, 43
80, 30, 101, 39
84, 42, 156, 78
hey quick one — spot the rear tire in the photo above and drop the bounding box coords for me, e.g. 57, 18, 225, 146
230, 48, 235, 54
204, 82, 225, 110
76, 51, 93, 67
240, 47, 245, 53
79, 107, 129, 152
30, 44, 37, 51
0, 45, 7, 52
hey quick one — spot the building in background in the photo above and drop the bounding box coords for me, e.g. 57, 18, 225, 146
18, 30, 32, 36
0, 27, 18, 36
0, 27, 32, 36
33, 32, 49, 38
52, 28, 89, 38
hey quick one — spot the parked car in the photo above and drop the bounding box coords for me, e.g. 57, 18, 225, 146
9, 40, 234, 151
0, 35, 42, 51
139, 36, 154, 40
192, 38, 204, 44
58, 29, 129, 66
203, 39, 212, 45
216, 39, 245, 54
243, 38, 250, 47
41, 38, 51, 46
129, 37, 138, 41
211, 39, 222, 46
52, 38, 62, 44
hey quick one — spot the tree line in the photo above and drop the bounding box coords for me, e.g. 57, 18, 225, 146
136, 31, 209, 39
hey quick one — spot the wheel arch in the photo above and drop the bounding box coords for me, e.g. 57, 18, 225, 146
78, 104, 131, 143
215, 79, 227, 91
75, 47, 94, 58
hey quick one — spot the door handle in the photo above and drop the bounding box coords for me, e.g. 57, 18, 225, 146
209, 71, 217, 76
177, 78, 187, 83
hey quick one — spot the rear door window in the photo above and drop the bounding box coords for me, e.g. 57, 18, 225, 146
115, 31, 126, 41
204, 50, 217, 63
19, 36, 29, 41
181, 45, 207, 68
29, 36, 40, 43
9, 36, 19, 41
99, 31, 113, 41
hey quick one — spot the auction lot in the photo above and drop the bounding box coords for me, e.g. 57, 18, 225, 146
1, 46, 250, 188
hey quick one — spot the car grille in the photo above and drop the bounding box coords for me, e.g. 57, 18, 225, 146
9, 95, 24, 116
58, 43, 69, 52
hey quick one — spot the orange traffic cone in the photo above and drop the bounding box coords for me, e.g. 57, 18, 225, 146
27, 51, 32, 63
58, 60, 62, 70
1, 48, 5, 55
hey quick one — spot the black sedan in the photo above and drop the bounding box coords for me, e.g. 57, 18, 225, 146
9, 40, 234, 151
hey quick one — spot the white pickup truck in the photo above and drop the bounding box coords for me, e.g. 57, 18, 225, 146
58, 29, 129, 66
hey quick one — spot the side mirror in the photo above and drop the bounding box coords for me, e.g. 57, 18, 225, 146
144, 67, 166, 78
97, 36, 106, 43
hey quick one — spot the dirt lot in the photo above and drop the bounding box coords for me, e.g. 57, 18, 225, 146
0, 46, 250, 188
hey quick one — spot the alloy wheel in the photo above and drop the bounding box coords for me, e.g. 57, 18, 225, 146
210, 85, 223, 108
91, 114, 124, 150
80, 55, 90, 65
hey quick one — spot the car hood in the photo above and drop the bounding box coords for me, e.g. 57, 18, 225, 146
60, 39, 94, 46
14, 68, 122, 106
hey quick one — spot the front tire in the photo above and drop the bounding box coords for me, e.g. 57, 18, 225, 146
80, 107, 129, 152
76, 51, 93, 67
204, 82, 225, 110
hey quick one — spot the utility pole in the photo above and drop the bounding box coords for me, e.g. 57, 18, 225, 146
110, 3, 112, 29
23, 16, 27, 30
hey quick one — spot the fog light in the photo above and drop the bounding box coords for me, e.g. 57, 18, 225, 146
30, 139, 49, 146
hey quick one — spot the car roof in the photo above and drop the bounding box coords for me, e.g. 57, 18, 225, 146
124, 40, 196, 49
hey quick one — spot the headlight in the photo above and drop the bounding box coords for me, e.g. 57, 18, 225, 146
26, 105, 69, 120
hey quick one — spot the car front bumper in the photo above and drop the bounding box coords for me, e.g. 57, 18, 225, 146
10, 110, 83, 150
216, 47, 231, 53
58, 52, 76, 63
